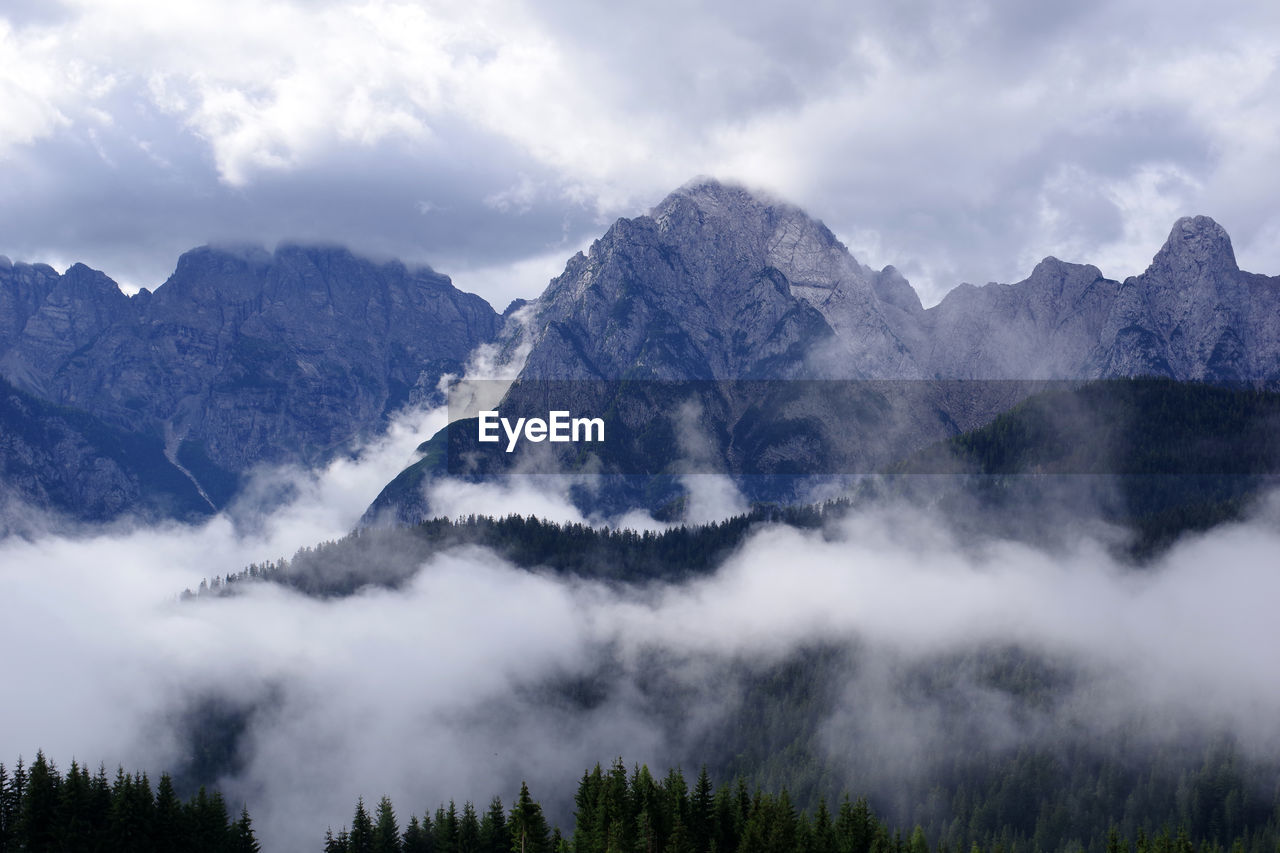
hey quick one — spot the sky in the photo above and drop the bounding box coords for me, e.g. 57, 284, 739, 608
7, 4, 1280, 848
3, 0, 1280, 309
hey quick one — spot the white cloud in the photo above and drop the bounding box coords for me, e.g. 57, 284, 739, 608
4, 0, 1280, 308
6, 483, 1280, 851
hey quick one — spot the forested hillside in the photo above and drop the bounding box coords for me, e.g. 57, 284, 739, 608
325, 755, 1280, 853
0, 752, 256, 852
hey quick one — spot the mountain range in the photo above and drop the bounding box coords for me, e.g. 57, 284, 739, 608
3, 179, 1278, 524
512, 181, 1280, 384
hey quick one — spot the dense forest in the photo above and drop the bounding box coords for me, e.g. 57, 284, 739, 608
325, 757, 1280, 853
0, 751, 257, 852
183, 501, 846, 599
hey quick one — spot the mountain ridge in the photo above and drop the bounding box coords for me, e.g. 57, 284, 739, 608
6, 179, 1280, 524
366, 180, 1280, 522
0, 243, 502, 519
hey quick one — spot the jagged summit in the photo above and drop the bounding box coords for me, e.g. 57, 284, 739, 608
1149, 214, 1238, 275
518, 177, 923, 380
516, 181, 1280, 385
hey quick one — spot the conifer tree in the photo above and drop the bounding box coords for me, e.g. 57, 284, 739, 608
908, 826, 929, 853
20, 751, 59, 853
573, 766, 603, 853
811, 798, 837, 853
402, 814, 430, 853
436, 801, 459, 853
0, 762, 10, 851
510, 782, 550, 853
459, 801, 481, 853
373, 795, 401, 853
54, 760, 93, 851
88, 764, 112, 838
154, 773, 184, 851
235, 805, 262, 853
481, 796, 508, 853
350, 797, 375, 853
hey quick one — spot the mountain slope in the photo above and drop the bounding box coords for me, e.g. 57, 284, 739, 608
518, 180, 920, 381
0, 245, 501, 518
370, 182, 1280, 523
0, 376, 212, 529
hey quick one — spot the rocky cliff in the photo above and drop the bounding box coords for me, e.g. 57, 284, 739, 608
368, 181, 1280, 522
6, 179, 1279, 526
510, 182, 1280, 386
0, 246, 500, 519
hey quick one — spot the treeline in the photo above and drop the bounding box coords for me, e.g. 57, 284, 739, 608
323, 782, 549, 853
0, 751, 257, 852
185, 501, 846, 599
328, 758, 1280, 853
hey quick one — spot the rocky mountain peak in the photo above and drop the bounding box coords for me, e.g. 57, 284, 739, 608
654, 177, 775, 222
1150, 215, 1238, 276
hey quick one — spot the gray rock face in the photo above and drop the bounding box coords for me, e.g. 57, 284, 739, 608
9, 178, 1280, 526
519, 180, 920, 381
922, 257, 1118, 380
1, 245, 501, 509
0, 377, 210, 528
516, 183, 1280, 388
1102, 216, 1280, 381
928, 215, 1280, 384
386, 182, 1280, 519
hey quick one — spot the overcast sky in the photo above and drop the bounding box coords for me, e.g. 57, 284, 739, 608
2, 0, 1279, 308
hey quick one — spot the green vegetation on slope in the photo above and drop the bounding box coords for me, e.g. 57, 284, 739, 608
327, 754, 1280, 853
0, 751, 257, 852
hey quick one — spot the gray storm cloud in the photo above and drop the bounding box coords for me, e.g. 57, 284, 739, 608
4, 1, 1280, 307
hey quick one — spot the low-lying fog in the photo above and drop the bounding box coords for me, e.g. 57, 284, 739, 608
3, 403, 1279, 853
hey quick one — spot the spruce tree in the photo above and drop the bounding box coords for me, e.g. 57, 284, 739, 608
572, 766, 602, 853
436, 801, 459, 853
20, 751, 59, 853
811, 798, 836, 853
373, 795, 401, 853
153, 773, 183, 851
0, 762, 10, 851
696, 768, 716, 850
481, 796, 508, 853
234, 805, 261, 853
54, 760, 93, 852
458, 801, 480, 853
509, 782, 550, 853
350, 797, 375, 853
403, 814, 431, 853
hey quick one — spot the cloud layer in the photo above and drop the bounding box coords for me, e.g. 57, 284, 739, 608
4, 436, 1280, 851
3, 0, 1280, 305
